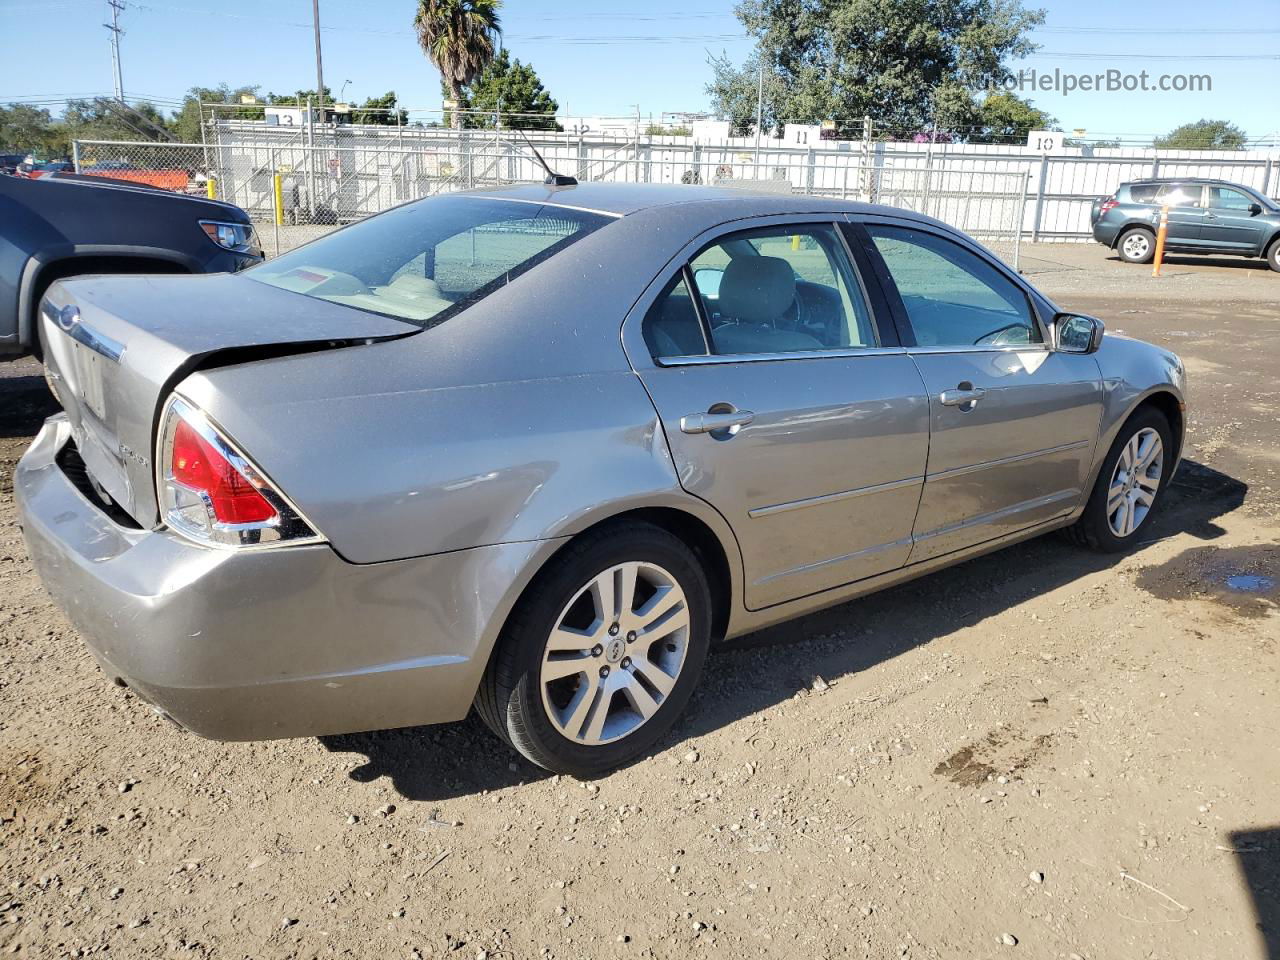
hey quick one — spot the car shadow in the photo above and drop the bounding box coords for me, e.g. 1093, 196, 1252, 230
0, 375, 59, 439
321, 458, 1247, 801
1106, 253, 1272, 272
1228, 826, 1280, 959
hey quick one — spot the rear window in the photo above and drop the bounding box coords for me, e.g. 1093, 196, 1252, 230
1126, 184, 1159, 203
248, 195, 613, 326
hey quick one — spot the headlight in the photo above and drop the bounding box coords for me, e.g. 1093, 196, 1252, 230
199, 220, 262, 256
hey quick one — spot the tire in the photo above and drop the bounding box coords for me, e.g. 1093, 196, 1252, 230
475, 522, 713, 777
1265, 237, 1280, 273
1067, 407, 1173, 552
1116, 227, 1155, 265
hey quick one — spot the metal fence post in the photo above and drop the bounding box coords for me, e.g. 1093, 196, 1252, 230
1263, 157, 1274, 198
806, 146, 815, 193
1030, 153, 1049, 243
71, 140, 81, 173
1013, 170, 1030, 272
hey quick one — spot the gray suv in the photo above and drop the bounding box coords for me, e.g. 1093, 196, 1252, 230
1091, 178, 1280, 272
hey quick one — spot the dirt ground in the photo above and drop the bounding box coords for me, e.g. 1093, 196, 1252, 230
1, 244, 1277, 960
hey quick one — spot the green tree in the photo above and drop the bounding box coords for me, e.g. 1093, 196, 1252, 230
450, 49, 559, 129
62, 98, 173, 143
707, 0, 1045, 137
170, 85, 262, 142
1153, 119, 1247, 151
352, 92, 409, 126
968, 91, 1055, 143
0, 103, 67, 156
414, 0, 502, 130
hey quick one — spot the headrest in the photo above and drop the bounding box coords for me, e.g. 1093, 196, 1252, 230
717, 256, 796, 324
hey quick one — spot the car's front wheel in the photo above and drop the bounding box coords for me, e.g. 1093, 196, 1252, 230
1068, 407, 1172, 552
476, 522, 712, 776
1117, 227, 1156, 264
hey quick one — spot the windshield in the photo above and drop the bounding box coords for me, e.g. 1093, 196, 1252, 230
248, 195, 614, 326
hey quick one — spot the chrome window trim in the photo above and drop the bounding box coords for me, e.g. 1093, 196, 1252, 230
748, 474, 924, 519
905, 344, 1051, 356
657, 345, 908, 367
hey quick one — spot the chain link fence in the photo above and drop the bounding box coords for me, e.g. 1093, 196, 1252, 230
72, 134, 1029, 267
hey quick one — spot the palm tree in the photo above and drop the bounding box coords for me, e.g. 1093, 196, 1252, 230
414, 0, 502, 130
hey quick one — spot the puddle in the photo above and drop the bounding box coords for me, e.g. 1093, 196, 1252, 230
1226, 574, 1276, 594
1136, 545, 1279, 619
934, 729, 1052, 787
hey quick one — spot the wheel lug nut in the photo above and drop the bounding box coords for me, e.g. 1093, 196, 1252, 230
626, 631, 637, 642
599, 665, 610, 678
608, 623, 620, 636
591, 644, 603, 657
621, 657, 631, 668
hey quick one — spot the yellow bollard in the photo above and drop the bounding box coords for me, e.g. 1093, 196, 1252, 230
273, 173, 285, 226
791, 234, 800, 251
1151, 205, 1169, 277
205, 177, 216, 200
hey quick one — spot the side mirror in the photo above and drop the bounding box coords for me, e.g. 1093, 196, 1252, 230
1249, 203, 1263, 216
1054, 313, 1105, 355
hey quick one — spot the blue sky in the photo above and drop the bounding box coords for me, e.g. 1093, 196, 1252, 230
1, 0, 1277, 143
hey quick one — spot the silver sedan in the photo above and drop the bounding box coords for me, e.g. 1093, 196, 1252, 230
17, 183, 1186, 775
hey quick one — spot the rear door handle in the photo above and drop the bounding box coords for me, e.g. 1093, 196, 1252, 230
939, 387, 987, 408
680, 410, 755, 434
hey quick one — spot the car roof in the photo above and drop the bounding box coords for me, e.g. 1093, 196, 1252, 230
1126, 177, 1248, 186
459, 180, 938, 224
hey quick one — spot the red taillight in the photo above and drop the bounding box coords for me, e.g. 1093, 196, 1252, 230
1099, 196, 1118, 216
170, 418, 277, 525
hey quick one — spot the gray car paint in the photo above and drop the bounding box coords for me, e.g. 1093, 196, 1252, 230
17, 182, 1186, 742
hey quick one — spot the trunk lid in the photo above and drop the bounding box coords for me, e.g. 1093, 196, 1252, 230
40, 272, 416, 527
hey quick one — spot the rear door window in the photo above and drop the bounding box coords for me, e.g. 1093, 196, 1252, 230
1156, 184, 1203, 207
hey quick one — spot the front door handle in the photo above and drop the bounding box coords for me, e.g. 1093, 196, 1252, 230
939, 386, 987, 408
680, 409, 755, 434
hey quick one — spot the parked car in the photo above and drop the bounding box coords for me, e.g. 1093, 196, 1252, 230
22, 160, 75, 179
16, 183, 1186, 776
0, 171, 262, 358
1091, 177, 1280, 271
0, 153, 29, 175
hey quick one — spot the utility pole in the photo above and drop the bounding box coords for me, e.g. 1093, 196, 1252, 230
753, 61, 764, 170
104, 0, 125, 101
312, 0, 325, 122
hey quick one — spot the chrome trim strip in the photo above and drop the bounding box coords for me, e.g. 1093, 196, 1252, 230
65, 318, 126, 363
906, 345, 1050, 356
461, 195, 625, 218
659, 346, 907, 367
912, 488, 1079, 543
748, 475, 924, 519
754, 536, 914, 586
926, 439, 1091, 483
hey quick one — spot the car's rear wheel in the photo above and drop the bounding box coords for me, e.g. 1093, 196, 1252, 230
1265, 237, 1280, 273
476, 522, 712, 776
1117, 227, 1155, 264
1067, 407, 1172, 552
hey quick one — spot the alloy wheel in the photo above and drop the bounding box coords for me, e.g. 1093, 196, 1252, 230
1122, 232, 1151, 260
1107, 427, 1163, 538
539, 562, 690, 746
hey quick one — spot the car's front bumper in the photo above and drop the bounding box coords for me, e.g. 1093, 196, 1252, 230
16, 414, 562, 741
